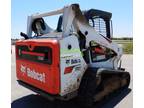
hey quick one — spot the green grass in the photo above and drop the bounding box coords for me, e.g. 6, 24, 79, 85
113, 40, 133, 54
122, 42, 133, 54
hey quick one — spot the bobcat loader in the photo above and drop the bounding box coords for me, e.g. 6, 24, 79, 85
16, 4, 130, 107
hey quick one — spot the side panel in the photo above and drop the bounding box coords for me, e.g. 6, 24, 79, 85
16, 39, 60, 94
59, 36, 87, 96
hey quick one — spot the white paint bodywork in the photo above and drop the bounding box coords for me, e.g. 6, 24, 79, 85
59, 35, 87, 96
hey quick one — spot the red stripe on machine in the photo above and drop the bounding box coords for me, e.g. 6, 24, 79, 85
64, 66, 75, 74
22, 51, 45, 57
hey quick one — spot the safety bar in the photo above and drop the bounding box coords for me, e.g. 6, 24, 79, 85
32, 8, 64, 19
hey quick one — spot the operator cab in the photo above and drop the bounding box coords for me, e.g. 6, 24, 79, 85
56, 9, 113, 39
84, 9, 113, 39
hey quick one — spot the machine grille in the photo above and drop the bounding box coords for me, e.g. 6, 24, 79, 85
16, 45, 52, 64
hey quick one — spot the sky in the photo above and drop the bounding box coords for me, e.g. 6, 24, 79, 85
11, 0, 133, 39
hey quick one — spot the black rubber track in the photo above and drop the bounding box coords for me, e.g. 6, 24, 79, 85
77, 70, 98, 107
77, 69, 130, 108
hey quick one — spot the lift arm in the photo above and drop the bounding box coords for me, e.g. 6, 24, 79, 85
62, 4, 122, 58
